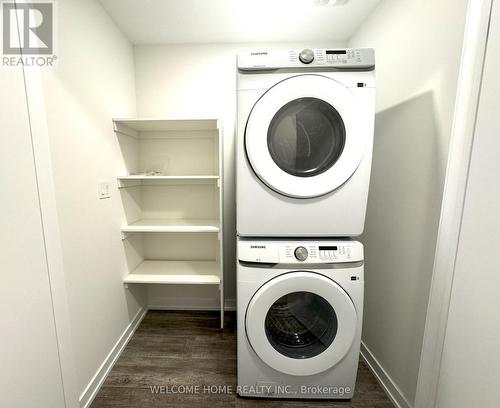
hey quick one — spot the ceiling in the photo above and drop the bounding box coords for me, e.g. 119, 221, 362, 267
99, 0, 381, 45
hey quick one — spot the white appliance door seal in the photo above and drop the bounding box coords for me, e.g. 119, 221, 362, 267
245, 271, 357, 376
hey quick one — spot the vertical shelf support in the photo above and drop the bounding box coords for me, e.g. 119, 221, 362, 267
220, 285, 224, 330
217, 122, 224, 330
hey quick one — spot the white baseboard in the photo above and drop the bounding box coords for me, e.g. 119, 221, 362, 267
360, 341, 412, 408
79, 306, 147, 408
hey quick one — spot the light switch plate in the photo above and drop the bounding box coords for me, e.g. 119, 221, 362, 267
98, 180, 110, 199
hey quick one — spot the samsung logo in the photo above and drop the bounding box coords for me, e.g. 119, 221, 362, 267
250, 245, 266, 249
251, 52, 267, 56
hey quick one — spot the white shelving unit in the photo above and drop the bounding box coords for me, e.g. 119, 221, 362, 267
113, 118, 224, 328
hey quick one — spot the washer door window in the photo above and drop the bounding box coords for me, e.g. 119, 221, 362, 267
245, 272, 357, 376
246, 75, 365, 198
265, 291, 338, 358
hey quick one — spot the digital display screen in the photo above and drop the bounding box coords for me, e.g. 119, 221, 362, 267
326, 50, 347, 55
319, 246, 338, 251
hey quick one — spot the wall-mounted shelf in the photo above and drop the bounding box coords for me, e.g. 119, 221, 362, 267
121, 218, 220, 234
113, 118, 219, 139
113, 117, 224, 328
114, 118, 219, 133
117, 175, 219, 180
117, 175, 220, 188
124, 261, 220, 285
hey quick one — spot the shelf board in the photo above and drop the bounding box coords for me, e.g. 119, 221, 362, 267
113, 118, 219, 133
117, 175, 219, 180
124, 260, 220, 285
117, 175, 220, 188
121, 218, 220, 233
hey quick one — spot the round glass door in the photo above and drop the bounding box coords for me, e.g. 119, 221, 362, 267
245, 271, 357, 376
265, 291, 338, 359
267, 98, 345, 178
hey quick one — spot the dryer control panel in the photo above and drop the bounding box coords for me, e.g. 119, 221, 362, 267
238, 48, 375, 71
238, 239, 363, 264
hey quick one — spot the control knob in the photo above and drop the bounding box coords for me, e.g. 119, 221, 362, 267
299, 49, 315, 64
294, 246, 308, 261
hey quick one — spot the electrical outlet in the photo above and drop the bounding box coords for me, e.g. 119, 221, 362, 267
98, 180, 110, 199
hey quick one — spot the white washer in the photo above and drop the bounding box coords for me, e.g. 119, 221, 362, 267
237, 238, 364, 399
237, 48, 375, 236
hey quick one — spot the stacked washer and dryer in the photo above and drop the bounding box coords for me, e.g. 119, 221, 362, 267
236, 48, 375, 399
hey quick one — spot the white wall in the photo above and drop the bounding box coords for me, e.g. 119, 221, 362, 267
436, 1, 500, 406
350, 0, 469, 167
0, 52, 65, 408
133, 41, 345, 305
348, 0, 468, 405
28, 0, 143, 401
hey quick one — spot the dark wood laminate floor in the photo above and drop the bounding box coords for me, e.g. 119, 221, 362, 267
90, 311, 393, 408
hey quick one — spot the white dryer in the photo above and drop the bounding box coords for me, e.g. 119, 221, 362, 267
237, 48, 375, 236
237, 238, 364, 399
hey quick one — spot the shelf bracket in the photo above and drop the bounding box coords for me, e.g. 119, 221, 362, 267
218, 231, 222, 241
124, 282, 129, 289
121, 231, 128, 241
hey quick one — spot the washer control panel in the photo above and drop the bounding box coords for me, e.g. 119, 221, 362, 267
238, 48, 374, 71
238, 239, 363, 264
